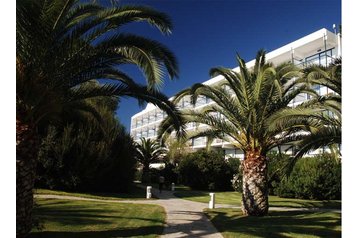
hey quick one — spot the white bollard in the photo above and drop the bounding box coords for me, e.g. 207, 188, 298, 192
171, 183, 175, 191
209, 192, 215, 209
146, 186, 152, 199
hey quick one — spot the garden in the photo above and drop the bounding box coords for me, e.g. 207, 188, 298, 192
16, 0, 341, 237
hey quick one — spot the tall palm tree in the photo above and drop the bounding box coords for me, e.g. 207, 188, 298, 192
135, 138, 168, 182
16, 0, 184, 236
160, 50, 316, 216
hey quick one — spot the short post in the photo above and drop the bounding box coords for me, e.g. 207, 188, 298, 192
209, 192, 215, 209
146, 186, 152, 199
171, 183, 175, 191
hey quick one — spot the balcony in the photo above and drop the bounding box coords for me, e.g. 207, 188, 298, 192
295, 48, 336, 68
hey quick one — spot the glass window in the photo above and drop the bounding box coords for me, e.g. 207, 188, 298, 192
193, 137, 206, 146
136, 131, 141, 140
142, 129, 148, 138
143, 116, 148, 125
195, 96, 206, 107
149, 114, 155, 123
156, 111, 163, 120
137, 119, 142, 127
183, 97, 191, 108
148, 128, 155, 137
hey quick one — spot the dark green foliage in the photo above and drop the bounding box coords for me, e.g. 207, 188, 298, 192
229, 158, 242, 192
92, 128, 136, 192
147, 163, 177, 188
177, 150, 234, 191
161, 163, 178, 185
149, 167, 161, 184
274, 154, 341, 200
36, 99, 137, 193
231, 173, 242, 192
267, 152, 292, 195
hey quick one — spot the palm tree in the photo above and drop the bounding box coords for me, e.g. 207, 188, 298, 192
135, 138, 168, 183
17, 0, 184, 236
160, 50, 316, 216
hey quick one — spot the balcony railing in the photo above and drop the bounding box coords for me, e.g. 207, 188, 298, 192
295, 48, 335, 68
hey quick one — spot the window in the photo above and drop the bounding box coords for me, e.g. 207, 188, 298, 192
142, 129, 148, 138
143, 116, 148, 125
137, 119, 142, 127
136, 131, 142, 140
195, 96, 206, 107
156, 111, 163, 120
193, 137, 206, 146
183, 96, 191, 108
149, 114, 155, 123
148, 127, 155, 137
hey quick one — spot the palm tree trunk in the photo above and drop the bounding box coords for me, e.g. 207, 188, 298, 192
241, 150, 268, 216
16, 119, 39, 238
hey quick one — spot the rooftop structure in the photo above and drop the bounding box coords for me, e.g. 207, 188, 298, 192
130, 28, 341, 158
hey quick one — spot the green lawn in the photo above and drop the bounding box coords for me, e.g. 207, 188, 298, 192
173, 187, 341, 209
205, 208, 341, 238
30, 198, 165, 238
34, 184, 152, 200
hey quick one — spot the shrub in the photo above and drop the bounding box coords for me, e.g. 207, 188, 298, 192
177, 150, 234, 191
267, 152, 291, 195
36, 122, 136, 193
161, 163, 178, 185
275, 153, 341, 200
228, 158, 242, 192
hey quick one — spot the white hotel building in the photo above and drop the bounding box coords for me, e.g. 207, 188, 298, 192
130, 28, 342, 158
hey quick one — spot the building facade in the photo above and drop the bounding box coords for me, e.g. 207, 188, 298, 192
130, 28, 341, 158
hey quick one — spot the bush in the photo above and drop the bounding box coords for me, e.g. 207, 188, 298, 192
149, 167, 161, 184
275, 154, 341, 200
161, 163, 178, 185
228, 158, 242, 192
36, 122, 136, 193
177, 150, 235, 191
267, 152, 291, 195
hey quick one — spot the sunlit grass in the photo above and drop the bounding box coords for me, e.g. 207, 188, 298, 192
30, 198, 165, 238
174, 186, 341, 209
205, 208, 341, 238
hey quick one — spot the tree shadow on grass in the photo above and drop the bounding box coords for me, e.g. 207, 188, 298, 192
206, 210, 341, 238
35, 205, 153, 224
29, 225, 163, 238
32, 199, 165, 237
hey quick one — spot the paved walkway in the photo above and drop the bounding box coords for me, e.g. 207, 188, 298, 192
35, 187, 223, 238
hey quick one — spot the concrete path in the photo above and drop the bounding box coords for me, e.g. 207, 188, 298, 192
144, 188, 223, 238
35, 188, 223, 238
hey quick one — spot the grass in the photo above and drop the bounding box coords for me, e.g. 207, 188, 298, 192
34, 184, 152, 200
30, 198, 165, 238
205, 208, 341, 238
173, 186, 341, 209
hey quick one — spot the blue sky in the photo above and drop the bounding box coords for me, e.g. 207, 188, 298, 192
116, 0, 341, 131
